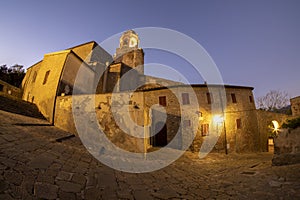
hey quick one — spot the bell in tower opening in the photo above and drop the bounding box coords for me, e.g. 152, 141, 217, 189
114, 30, 144, 74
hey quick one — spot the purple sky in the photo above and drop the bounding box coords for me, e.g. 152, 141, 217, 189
0, 0, 299, 99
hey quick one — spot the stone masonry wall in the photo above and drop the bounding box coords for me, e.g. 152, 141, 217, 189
55, 93, 145, 153
23, 51, 69, 122
193, 86, 259, 153
272, 127, 300, 165
291, 96, 300, 117
143, 85, 259, 153
55, 85, 265, 154
256, 110, 290, 152
0, 79, 22, 99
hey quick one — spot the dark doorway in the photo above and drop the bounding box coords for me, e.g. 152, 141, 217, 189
151, 122, 167, 147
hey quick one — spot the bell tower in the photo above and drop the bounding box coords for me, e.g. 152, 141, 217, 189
114, 30, 144, 74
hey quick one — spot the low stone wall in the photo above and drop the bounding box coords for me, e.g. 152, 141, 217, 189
291, 96, 300, 117
0, 79, 22, 99
54, 93, 146, 153
272, 127, 300, 165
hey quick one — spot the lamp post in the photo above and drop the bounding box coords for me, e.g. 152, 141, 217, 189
223, 118, 228, 155
218, 88, 228, 155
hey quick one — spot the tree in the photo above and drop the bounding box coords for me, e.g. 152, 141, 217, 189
256, 90, 290, 112
0, 64, 25, 87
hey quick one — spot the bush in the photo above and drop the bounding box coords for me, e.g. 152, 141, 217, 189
282, 117, 300, 129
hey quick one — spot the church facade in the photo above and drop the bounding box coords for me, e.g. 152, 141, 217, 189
22, 30, 273, 153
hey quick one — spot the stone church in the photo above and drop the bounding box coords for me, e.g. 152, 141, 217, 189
21, 30, 281, 153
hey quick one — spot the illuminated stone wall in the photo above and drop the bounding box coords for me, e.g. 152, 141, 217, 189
53, 84, 271, 153
272, 127, 300, 165
21, 42, 112, 123
256, 110, 290, 152
291, 96, 300, 117
21, 37, 277, 153
21, 51, 70, 122
54, 93, 145, 153
142, 85, 260, 153
0, 79, 22, 98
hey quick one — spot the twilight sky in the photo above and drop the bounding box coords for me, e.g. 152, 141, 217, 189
0, 0, 299, 99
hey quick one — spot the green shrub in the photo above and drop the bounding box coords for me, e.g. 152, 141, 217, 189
282, 117, 300, 129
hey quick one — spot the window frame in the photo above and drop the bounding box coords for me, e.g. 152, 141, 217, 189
159, 96, 167, 107
182, 93, 190, 105
42, 70, 50, 85
201, 123, 209, 136
236, 118, 242, 129
32, 71, 37, 83
206, 92, 213, 104
231, 93, 237, 103
249, 95, 253, 103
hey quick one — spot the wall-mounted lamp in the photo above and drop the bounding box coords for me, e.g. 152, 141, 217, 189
196, 111, 204, 121
213, 115, 224, 124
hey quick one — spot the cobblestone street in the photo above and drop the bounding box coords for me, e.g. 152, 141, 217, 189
0, 110, 299, 199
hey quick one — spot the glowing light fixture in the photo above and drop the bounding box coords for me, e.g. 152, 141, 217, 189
213, 115, 224, 123
272, 120, 280, 133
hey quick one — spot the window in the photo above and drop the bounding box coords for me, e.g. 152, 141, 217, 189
159, 96, 167, 107
201, 124, 209, 136
43, 70, 50, 85
32, 71, 37, 83
249, 95, 253, 103
0, 84, 3, 91
236, 118, 242, 129
206, 92, 213, 104
183, 120, 191, 127
231, 93, 237, 103
182, 93, 190, 105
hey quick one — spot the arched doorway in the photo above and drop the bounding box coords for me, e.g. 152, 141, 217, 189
151, 122, 167, 147
268, 120, 279, 153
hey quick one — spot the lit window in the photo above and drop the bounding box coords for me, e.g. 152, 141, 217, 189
159, 96, 166, 107
182, 93, 190, 105
236, 118, 242, 129
43, 70, 50, 85
231, 93, 237, 103
201, 124, 209, 136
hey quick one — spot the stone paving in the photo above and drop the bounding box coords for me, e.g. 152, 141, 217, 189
0, 110, 300, 199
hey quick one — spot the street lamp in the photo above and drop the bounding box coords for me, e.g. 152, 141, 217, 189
213, 115, 224, 124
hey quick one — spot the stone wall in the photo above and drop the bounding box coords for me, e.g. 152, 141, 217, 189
142, 85, 260, 153
21, 42, 112, 123
291, 96, 300, 117
272, 127, 300, 165
54, 93, 146, 153
0, 79, 22, 99
53, 84, 274, 153
144, 87, 198, 150
194, 86, 259, 153
22, 51, 70, 122
256, 110, 290, 152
